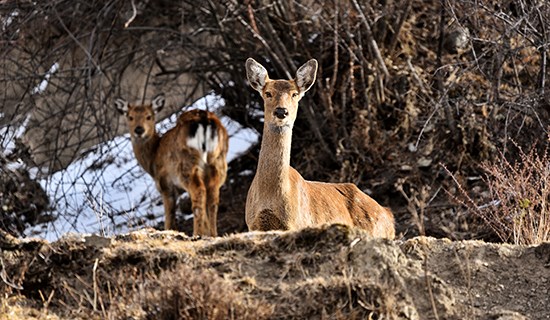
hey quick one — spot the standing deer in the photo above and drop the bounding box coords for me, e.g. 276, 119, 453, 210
245, 58, 395, 239
115, 94, 228, 236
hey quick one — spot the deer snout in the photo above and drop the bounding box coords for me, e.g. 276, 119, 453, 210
134, 126, 145, 136
273, 107, 289, 119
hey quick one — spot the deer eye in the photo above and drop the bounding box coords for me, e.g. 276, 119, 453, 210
128, 116, 134, 121
292, 92, 299, 98
264, 91, 272, 98
146, 115, 152, 120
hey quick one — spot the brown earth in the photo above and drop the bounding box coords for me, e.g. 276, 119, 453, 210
1, 225, 549, 319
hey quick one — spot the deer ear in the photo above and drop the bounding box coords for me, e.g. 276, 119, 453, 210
152, 94, 165, 113
295, 59, 318, 93
246, 58, 269, 92
114, 98, 129, 115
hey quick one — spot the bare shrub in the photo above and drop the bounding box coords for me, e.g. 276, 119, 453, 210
482, 144, 549, 245
0, 161, 50, 236
447, 141, 550, 245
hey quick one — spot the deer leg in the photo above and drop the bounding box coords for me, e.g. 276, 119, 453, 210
160, 191, 177, 231
205, 178, 220, 237
188, 169, 208, 236
205, 159, 227, 237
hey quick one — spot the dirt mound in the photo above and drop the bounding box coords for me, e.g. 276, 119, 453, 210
1, 225, 548, 319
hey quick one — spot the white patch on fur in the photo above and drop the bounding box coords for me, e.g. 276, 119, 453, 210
204, 124, 218, 153
186, 124, 219, 167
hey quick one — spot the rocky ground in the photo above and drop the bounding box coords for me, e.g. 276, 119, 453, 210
1, 225, 549, 319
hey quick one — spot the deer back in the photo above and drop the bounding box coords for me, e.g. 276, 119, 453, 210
305, 181, 395, 238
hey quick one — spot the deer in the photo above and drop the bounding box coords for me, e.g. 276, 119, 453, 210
245, 58, 395, 239
115, 94, 228, 237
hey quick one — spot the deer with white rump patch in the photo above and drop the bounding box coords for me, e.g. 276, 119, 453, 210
245, 58, 395, 238
115, 94, 228, 236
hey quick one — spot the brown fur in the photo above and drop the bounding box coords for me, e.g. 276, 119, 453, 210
245, 58, 395, 239
115, 96, 228, 236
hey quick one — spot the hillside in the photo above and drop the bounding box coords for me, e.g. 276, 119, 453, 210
1, 225, 549, 319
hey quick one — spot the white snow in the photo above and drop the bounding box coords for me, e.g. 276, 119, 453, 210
33, 63, 59, 94
24, 94, 258, 241
0, 114, 30, 156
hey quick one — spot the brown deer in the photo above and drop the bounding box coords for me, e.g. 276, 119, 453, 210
115, 94, 228, 236
245, 58, 395, 239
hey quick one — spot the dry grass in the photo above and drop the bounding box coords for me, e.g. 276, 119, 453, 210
448, 141, 550, 245
2, 263, 273, 320
0, 225, 412, 319
481, 144, 550, 245
273, 276, 400, 319
3, 225, 550, 319
0, 293, 61, 320
0, 230, 273, 320
103, 265, 274, 320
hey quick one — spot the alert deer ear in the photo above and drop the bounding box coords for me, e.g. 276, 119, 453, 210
246, 58, 269, 93
114, 98, 129, 115
295, 59, 318, 93
152, 93, 165, 113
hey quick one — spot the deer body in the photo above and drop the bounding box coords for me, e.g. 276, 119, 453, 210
115, 95, 228, 236
245, 58, 395, 238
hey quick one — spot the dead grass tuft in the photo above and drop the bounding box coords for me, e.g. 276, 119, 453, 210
481, 143, 550, 245
448, 141, 550, 245
273, 276, 402, 320
104, 265, 273, 320
0, 294, 60, 320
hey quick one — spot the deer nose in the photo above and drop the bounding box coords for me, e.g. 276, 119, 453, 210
134, 126, 145, 136
273, 108, 289, 119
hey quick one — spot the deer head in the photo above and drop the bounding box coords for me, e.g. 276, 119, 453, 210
246, 58, 317, 134
115, 94, 165, 141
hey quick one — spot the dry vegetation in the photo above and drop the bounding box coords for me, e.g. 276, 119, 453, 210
2, 225, 550, 319
448, 142, 550, 245
1, 0, 548, 242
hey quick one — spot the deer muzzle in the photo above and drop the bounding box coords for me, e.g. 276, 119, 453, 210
134, 126, 145, 136
273, 107, 289, 119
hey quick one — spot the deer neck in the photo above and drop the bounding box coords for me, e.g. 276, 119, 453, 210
131, 133, 160, 176
256, 124, 293, 189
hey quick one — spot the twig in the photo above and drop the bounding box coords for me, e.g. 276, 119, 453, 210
536, 6, 547, 94
245, 0, 260, 35
350, 0, 390, 78
259, 11, 294, 74
234, 11, 291, 79
388, 0, 413, 53
0, 254, 23, 290
124, 0, 137, 29
424, 252, 440, 320
435, 0, 458, 138
395, 179, 425, 235
453, 247, 475, 318
52, 6, 102, 74
329, 0, 339, 93
38, 289, 55, 310
93, 258, 99, 312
